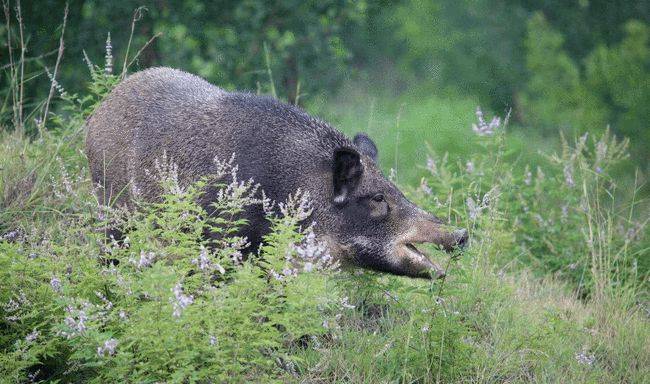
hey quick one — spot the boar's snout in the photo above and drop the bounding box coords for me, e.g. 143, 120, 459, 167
453, 228, 469, 249
394, 214, 469, 279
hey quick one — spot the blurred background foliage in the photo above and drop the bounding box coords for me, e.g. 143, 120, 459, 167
1, 0, 648, 163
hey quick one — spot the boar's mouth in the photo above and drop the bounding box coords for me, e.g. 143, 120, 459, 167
396, 228, 468, 279
396, 241, 447, 280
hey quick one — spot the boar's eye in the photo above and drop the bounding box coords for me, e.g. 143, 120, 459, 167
368, 193, 389, 219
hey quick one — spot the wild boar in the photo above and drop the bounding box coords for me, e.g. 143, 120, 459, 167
85, 67, 468, 278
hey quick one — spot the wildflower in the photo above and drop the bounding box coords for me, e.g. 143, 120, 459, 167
63, 304, 89, 338
261, 190, 275, 215
97, 338, 118, 357
426, 156, 438, 176
44, 67, 68, 98
104, 32, 113, 75
293, 228, 336, 272
420, 178, 432, 195
150, 152, 184, 195
563, 164, 575, 188
209, 335, 217, 346
466, 196, 489, 220
1, 230, 19, 242
50, 276, 62, 292
119, 310, 128, 321
389, 167, 397, 182
270, 269, 285, 281
340, 297, 355, 310
171, 283, 194, 318
137, 250, 155, 269
95, 291, 113, 310
278, 189, 313, 222
596, 139, 607, 162
471, 106, 500, 136
595, 166, 603, 174
523, 166, 532, 186
82, 50, 95, 75
282, 267, 298, 278
575, 348, 595, 366
421, 325, 430, 333
192, 246, 212, 271
25, 330, 39, 342
465, 161, 475, 174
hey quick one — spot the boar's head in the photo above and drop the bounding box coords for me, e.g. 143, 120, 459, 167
322, 133, 468, 279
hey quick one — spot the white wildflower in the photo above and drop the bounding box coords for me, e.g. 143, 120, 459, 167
471, 106, 501, 136
104, 32, 113, 74
340, 296, 355, 310
25, 329, 39, 342
44, 67, 68, 97
192, 246, 212, 271
293, 228, 339, 272
575, 348, 595, 366
95, 291, 113, 310
420, 178, 432, 195
561, 204, 569, 220
50, 276, 62, 292
151, 152, 184, 195
389, 167, 397, 181
426, 156, 438, 176
209, 335, 217, 346
596, 139, 607, 163
563, 164, 575, 188
97, 338, 118, 357
137, 250, 155, 269
523, 165, 532, 186
278, 189, 312, 222
421, 325, 430, 333
466, 197, 483, 220
261, 190, 275, 215
63, 304, 89, 338
465, 161, 475, 174
171, 283, 194, 318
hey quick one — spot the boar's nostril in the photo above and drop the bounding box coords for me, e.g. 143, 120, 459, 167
453, 229, 469, 249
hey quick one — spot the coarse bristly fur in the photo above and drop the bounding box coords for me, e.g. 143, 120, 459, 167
85, 67, 468, 278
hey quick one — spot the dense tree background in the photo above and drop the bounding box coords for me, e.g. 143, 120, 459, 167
1, 0, 648, 161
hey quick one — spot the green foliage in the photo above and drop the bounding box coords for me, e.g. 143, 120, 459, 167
585, 20, 650, 160
0, 0, 367, 107
521, 12, 607, 135
521, 13, 650, 164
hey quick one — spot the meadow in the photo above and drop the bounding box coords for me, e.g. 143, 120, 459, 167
1, 2, 649, 383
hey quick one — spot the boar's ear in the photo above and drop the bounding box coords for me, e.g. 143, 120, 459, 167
353, 133, 378, 162
333, 147, 363, 205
